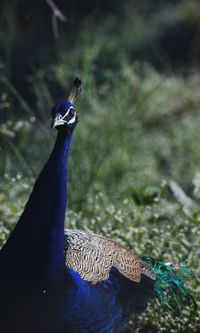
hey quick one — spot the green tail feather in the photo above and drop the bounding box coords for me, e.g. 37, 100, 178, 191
142, 256, 192, 312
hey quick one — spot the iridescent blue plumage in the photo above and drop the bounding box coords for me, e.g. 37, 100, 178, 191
0, 92, 79, 332
0, 79, 191, 333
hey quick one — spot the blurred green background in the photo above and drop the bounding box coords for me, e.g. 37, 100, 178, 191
0, 1, 200, 332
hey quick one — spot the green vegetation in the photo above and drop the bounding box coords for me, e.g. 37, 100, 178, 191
0, 1, 200, 332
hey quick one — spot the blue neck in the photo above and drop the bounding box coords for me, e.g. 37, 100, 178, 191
0, 129, 73, 290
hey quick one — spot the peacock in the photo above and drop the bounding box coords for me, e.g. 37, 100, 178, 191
0, 78, 191, 333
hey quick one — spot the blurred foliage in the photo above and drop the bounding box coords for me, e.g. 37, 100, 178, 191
2, 62, 200, 207
0, 0, 200, 332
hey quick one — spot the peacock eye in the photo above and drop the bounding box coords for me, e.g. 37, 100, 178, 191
68, 108, 75, 118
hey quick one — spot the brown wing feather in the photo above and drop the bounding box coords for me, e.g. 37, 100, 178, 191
64, 229, 151, 284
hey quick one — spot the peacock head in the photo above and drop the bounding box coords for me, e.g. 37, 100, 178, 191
51, 78, 81, 132
51, 101, 78, 131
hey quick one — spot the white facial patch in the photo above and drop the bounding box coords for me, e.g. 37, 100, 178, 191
54, 107, 76, 127
63, 107, 76, 124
